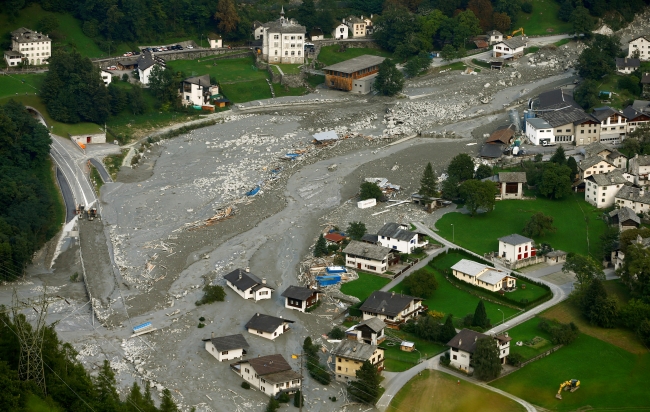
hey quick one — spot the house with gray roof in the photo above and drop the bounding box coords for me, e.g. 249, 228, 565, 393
138, 51, 165, 85
593, 106, 627, 144
579, 156, 617, 181
245, 313, 294, 340
359, 291, 425, 327
447, 329, 511, 372
487, 30, 503, 45
257, 7, 306, 64
180, 74, 219, 107
376, 222, 428, 254
223, 268, 274, 301
343, 240, 394, 274
281, 286, 322, 312
451, 259, 516, 292
525, 117, 554, 146
616, 57, 640, 74
628, 154, 650, 186
609, 207, 641, 231
5, 27, 51, 66
331, 340, 384, 382
345, 317, 387, 345
538, 106, 593, 144
492, 36, 527, 59
534, 89, 580, 110
585, 169, 631, 208
203, 333, 249, 362
615, 185, 650, 214
231, 354, 301, 397
498, 234, 535, 263
482, 172, 527, 200
582, 141, 627, 168
623, 106, 650, 135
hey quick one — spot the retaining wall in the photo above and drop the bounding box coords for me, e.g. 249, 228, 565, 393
92, 49, 253, 68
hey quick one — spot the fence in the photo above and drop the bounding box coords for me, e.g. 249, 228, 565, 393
494, 344, 564, 381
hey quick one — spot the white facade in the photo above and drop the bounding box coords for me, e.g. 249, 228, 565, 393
346, 17, 367, 38
259, 10, 305, 64
488, 31, 503, 45
139, 65, 154, 85
4, 51, 22, 66
580, 158, 617, 180
492, 39, 526, 59
449, 333, 510, 372
333, 24, 349, 39
345, 255, 386, 274
451, 260, 516, 292
208, 37, 222, 49
247, 322, 290, 340
236, 362, 300, 397
525, 118, 553, 146
377, 235, 426, 254
205, 341, 244, 362
628, 36, 650, 61
225, 280, 272, 301
9, 28, 51, 65
585, 173, 628, 208
101, 70, 113, 86
498, 236, 534, 262
598, 113, 627, 144
361, 300, 423, 324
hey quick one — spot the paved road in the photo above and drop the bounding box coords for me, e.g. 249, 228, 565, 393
89, 158, 112, 183
50, 136, 97, 208
56, 167, 76, 222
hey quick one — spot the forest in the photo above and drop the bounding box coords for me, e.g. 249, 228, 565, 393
0, 100, 61, 282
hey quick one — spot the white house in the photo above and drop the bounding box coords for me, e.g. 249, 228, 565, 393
585, 170, 629, 208
623, 106, 650, 134
616, 57, 640, 74
359, 291, 425, 328
447, 329, 511, 372
628, 154, 650, 186
628, 35, 650, 61
615, 186, 650, 214
363, 16, 374, 35
180, 74, 219, 107
332, 23, 349, 39
451, 259, 516, 292
5, 27, 51, 66
203, 333, 249, 362
345, 317, 386, 345
101, 70, 113, 86
245, 313, 294, 340
593, 106, 627, 144
281, 286, 322, 313
208, 34, 222, 49
498, 234, 535, 262
138, 51, 165, 85
346, 16, 367, 38
583, 141, 628, 169
487, 30, 503, 45
231, 354, 301, 397
376, 222, 428, 254
309, 28, 324, 41
223, 268, 274, 301
332, 340, 384, 382
257, 7, 306, 64
343, 240, 394, 274
525, 117, 553, 146
579, 156, 617, 181
492, 36, 527, 59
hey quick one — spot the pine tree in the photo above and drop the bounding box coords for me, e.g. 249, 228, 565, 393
348, 361, 382, 404
314, 234, 328, 257
550, 146, 567, 165
159, 389, 179, 412
473, 337, 502, 381
472, 300, 490, 329
125, 382, 144, 412
440, 314, 457, 343
293, 389, 304, 407
94, 360, 120, 412
265, 397, 280, 412
567, 156, 578, 179
418, 162, 438, 198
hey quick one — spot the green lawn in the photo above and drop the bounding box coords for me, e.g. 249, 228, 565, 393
515, 0, 573, 36
391, 266, 521, 326
491, 334, 650, 411
391, 370, 525, 412
103, 149, 129, 180
106, 109, 200, 141
435, 194, 606, 258
0, 73, 46, 98
596, 73, 636, 110
306, 74, 325, 88
554, 38, 572, 47
275, 64, 303, 74
380, 329, 447, 372
504, 317, 555, 361
340, 272, 391, 301
272, 83, 307, 98
26, 393, 64, 412
167, 57, 267, 83
317, 46, 393, 66
220, 79, 274, 103
438, 62, 466, 71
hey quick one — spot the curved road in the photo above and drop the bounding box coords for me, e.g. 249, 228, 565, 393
56, 168, 76, 222
89, 157, 112, 183
375, 221, 569, 412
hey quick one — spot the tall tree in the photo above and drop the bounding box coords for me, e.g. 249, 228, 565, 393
459, 179, 496, 216
574, 79, 599, 110
492, 12, 511, 32
563, 253, 605, 287
538, 163, 572, 199
522, 212, 556, 237
402, 268, 438, 298
160, 389, 179, 412
314, 234, 328, 257
348, 361, 382, 404
441, 175, 460, 200
347, 221, 367, 241
620, 243, 650, 299
550, 146, 567, 165
447, 153, 475, 181
297, 0, 317, 32
567, 156, 578, 178
419, 162, 438, 198
373, 59, 404, 96
581, 278, 618, 327
148, 65, 180, 107
473, 337, 501, 380
467, 0, 493, 31
474, 164, 493, 180
94, 360, 121, 412
570, 5, 595, 35
214, 0, 240, 35
372, 6, 418, 53
129, 86, 146, 115
472, 300, 490, 329
360, 182, 383, 200
440, 314, 457, 343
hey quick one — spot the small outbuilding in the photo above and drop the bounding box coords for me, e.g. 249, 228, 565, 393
223, 268, 274, 301
281, 286, 322, 312
609, 207, 641, 231
313, 130, 338, 144
400, 341, 415, 352
245, 313, 294, 340
203, 333, 249, 362
482, 172, 527, 200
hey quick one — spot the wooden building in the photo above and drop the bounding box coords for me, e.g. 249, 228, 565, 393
323, 55, 385, 93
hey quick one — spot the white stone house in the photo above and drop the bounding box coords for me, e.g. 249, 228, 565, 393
525, 118, 554, 146
245, 313, 294, 340
231, 354, 301, 397
593, 106, 627, 144
628, 35, 650, 61
281, 286, 322, 313
487, 30, 503, 45
223, 268, 274, 301
208, 34, 223, 49
579, 156, 617, 181
204, 333, 249, 362
451, 259, 516, 292
615, 186, 650, 214
585, 170, 629, 208
345, 317, 386, 345
6, 27, 51, 66
498, 234, 535, 262
359, 291, 426, 328
616, 57, 640, 74
346, 16, 367, 38
624, 106, 650, 134
492, 36, 527, 59
101, 70, 113, 86
138, 51, 165, 85
343, 240, 393, 274
332, 340, 384, 382
180, 74, 219, 107
258, 8, 306, 64
333, 23, 349, 39
376, 222, 428, 254
628, 154, 650, 186
583, 141, 628, 169
447, 329, 511, 372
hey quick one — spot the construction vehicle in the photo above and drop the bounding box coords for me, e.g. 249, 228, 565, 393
76, 204, 85, 219
507, 28, 525, 39
87, 208, 98, 221
556, 379, 580, 399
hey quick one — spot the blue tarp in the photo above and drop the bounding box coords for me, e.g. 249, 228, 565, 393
133, 322, 152, 333
246, 186, 260, 196
326, 266, 347, 274
316, 275, 341, 286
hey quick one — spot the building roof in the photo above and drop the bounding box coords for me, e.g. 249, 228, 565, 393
118, 57, 139, 66
615, 186, 650, 205
536, 89, 579, 110
629, 35, 650, 43
500, 36, 527, 50
499, 233, 533, 245
331, 340, 379, 362
622, 106, 650, 121
632, 100, 650, 112
245, 313, 294, 333
583, 141, 612, 157
138, 52, 163, 71
4, 50, 22, 57
642, 73, 650, 85
246, 354, 292, 376
592, 106, 623, 122
313, 130, 338, 142
487, 30, 503, 36
446, 329, 489, 353
526, 117, 552, 129
451, 259, 489, 277
632, 154, 650, 167
546, 250, 567, 258
376, 222, 416, 242
346, 16, 365, 24
183, 74, 211, 87
343, 240, 392, 261
479, 143, 505, 158
356, 317, 386, 333
587, 170, 629, 186
538, 106, 590, 128
310, 28, 324, 36
324, 232, 345, 242
480, 270, 510, 285
262, 19, 306, 34
609, 207, 640, 225
263, 369, 302, 384
359, 291, 422, 317
281, 286, 321, 301
11, 27, 50, 43
224, 268, 273, 292
616, 57, 640, 68
323, 55, 386, 74
486, 125, 515, 144
474, 40, 489, 48
579, 156, 615, 171
498, 172, 527, 183
361, 234, 379, 243
206, 333, 249, 351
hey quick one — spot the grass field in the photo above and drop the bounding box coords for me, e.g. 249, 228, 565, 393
491, 333, 650, 411
306, 74, 325, 88
0, 73, 46, 98
0, 4, 104, 59
435, 194, 606, 258
106, 109, 200, 141
595, 73, 636, 110
391, 266, 521, 326
317, 46, 393, 66
554, 38, 572, 47
167, 57, 267, 83
379, 329, 446, 372
504, 317, 555, 361
89, 164, 104, 193
340, 272, 391, 301
273, 83, 307, 98
515, 0, 573, 36
391, 370, 525, 412
38, 158, 65, 237
26, 393, 64, 412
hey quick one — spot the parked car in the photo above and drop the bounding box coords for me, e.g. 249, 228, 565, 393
187, 45, 194, 49
107, 66, 118, 70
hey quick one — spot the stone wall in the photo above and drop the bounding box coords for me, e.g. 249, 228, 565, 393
281, 73, 306, 87
92, 49, 253, 68
314, 39, 379, 49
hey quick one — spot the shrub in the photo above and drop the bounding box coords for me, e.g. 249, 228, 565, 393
70, 272, 79, 282
199, 316, 205, 322
507, 352, 524, 367
462, 314, 474, 327
348, 302, 363, 317
241, 382, 250, 389
330, 396, 337, 402
198, 323, 205, 328
327, 327, 345, 339
327, 244, 340, 254
538, 319, 579, 345
277, 393, 290, 403
402, 268, 438, 298
440, 352, 451, 366
196, 285, 226, 306
293, 390, 304, 407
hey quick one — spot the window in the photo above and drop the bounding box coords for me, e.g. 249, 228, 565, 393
274, 35, 279, 39
285, 51, 288, 56
338, 366, 341, 371
222, 351, 228, 355
452, 355, 457, 360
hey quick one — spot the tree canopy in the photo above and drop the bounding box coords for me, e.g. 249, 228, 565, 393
473, 337, 501, 381
459, 179, 496, 216
563, 253, 605, 287
348, 361, 382, 404
447, 153, 475, 181
472, 300, 491, 329
402, 268, 438, 298
360, 182, 383, 200
418, 162, 438, 198
522, 212, 556, 237
347, 221, 367, 241
538, 163, 572, 199
373, 59, 404, 96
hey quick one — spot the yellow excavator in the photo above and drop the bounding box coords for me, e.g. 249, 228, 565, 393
506, 28, 525, 39
556, 379, 580, 399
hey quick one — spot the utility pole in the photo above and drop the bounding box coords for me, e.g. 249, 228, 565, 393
299, 350, 303, 412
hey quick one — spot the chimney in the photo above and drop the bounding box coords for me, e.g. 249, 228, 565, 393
475, 336, 478, 342
245, 267, 250, 272
238, 273, 242, 280
262, 278, 267, 284
361, 15, 364, 20
458, 339, 462, 346
353, 347, 357, 352
256, 313, 259, 316
391, 291, 395, 297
